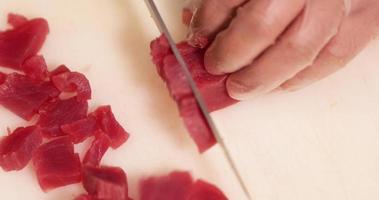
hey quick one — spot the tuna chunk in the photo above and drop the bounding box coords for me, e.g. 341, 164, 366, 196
0, 126, 42, 171
0, 14, 49, 69
150, 36, 237, 152
22, 55, 49, 81
83, 132, 111, 166
0, 72, 6, 84
61, 116, 98, 144
139, 171, 228, 200
0, 73, 59, 120
187, 180, 228, 200
37, 97, 88, 138
91, 106, 129, 149
50, 65, 70, 76
139, 171, 193, 200
83, 165, 130, 200
73, 194, 94, 200
51, 71, 91, 101
32, 136, 82, 191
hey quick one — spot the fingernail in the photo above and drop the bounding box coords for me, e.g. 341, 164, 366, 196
226, 77, 264, 100
204, 49, 224, 75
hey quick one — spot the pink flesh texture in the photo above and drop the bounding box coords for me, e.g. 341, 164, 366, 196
32, 136, 82, 191
0, 73, 59, 120
150, 35, 237, 152
22, 55, 49, 81
74, 194, 94, 200
0, 126, 42, 171
186, 180, 228, 200
83, 132, 111, 166
50, 65, 70, 76
92, 106, 129, 149
0, 72, 6, 84
0, 15, 49, 69
51, 71, 92, 101
37, 97, 88, 138
7, 13, 28, 28
83, 165, 130, 200
61, 116, 98, 144
140, 171, 193, 200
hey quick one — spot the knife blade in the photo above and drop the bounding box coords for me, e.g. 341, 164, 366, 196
144, 1, 252, 199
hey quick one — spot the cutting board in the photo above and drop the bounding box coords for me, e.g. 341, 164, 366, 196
0, 1, 378, 200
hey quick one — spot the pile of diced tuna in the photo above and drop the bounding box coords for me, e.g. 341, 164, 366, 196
0, 14, 229, 200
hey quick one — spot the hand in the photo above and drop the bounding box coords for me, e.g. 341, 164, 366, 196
186, 0, 379, 100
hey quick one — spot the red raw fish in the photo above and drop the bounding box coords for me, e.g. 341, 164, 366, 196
150, 35, 237, 152
0, 73, 59, 120
91, 106, 129, 149
0, 14, 49, 69
0, 126, 42, 171
186, 180, 228, 200
50, 65, 70, 76
0, 72, 6, 84
83, 132, 110, 166
61, 116, 98, 144
37, 97, 88, 138
83, 165, 130, 200
74, 194, 94, 200
140, 171, 193, 200
51, 71, 91, 101
7, 13, 28, 28
33, 136, 82, 191
139, 171, 228, 200
22, 55, 49, 81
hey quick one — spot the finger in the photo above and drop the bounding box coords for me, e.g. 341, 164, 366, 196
226, 0, 346, 100
188, 0, 247, 48
281, 2, 379, 91
205, 0, 305, 75
182, 0, 201, 26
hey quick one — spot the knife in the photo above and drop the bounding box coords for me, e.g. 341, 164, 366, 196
144, 1, 252, 199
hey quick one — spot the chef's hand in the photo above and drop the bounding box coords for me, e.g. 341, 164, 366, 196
185, 0, 379, 100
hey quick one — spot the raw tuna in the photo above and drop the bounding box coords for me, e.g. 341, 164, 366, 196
0, 72, 6, 84
0, 126, 42, 171
140, 171, 193, 200
91, 106, 129, 149
83, 131, 110, 166
61, 116, 98, 144
150, 35, 237, 152
37, 97, 88, 138
22, 55, 48, 81
139, 171, 228, 200
186, 180, 228, 200
83, 165, 130, 200
0, 73, 59, 120
51, 71, 91, 101
33, 136, 82, 191
0, 15, 49, 69
7, 13, 28, 28
50, 65, 70, 76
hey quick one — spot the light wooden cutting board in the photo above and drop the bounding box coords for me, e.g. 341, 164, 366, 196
0, 1, 378, 200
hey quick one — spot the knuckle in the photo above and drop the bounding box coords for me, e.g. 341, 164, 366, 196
286, 39, 318, 64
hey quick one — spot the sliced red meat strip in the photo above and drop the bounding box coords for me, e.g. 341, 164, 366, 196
186, 180, 228, 200
0, 73, 59, 120
150, 36, 238, 152
0, 72, 6, 84
61, 116, 98, 144
22, 55, 49, 81
7, 13, 28, 28
83, 165, 130, 200
91, 106, 129, 149
0, 126, 42, 171
140, 171, 193, 200
83, 132, 111, 166
49, 65, 70, 76
37, 97, 88, 138
0, 15, 49, 69
51, 71, 91, 101
32, 136, 82, 191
